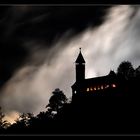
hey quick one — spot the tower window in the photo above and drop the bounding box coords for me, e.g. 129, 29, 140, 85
74, 90, 77, 94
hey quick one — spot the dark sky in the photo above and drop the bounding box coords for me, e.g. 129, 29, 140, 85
1, 5, 140, 123
0, 6, 110, 87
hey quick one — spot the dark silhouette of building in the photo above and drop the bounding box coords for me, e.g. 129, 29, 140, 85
71, 48, 126, 102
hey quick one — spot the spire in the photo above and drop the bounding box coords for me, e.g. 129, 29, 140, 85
75, 48, 85, 63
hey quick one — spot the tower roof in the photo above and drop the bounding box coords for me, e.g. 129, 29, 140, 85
75, 48, 85, 63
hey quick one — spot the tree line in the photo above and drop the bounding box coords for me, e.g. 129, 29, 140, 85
0, 61, 140, 135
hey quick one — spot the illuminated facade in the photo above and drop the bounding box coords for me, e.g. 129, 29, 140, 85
71, 49, 122, 100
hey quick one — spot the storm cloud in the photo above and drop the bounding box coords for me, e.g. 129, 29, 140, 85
0, 5, 109, 87
0, 5, 140, 123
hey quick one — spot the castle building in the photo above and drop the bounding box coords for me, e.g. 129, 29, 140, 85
71, 48, 124, 101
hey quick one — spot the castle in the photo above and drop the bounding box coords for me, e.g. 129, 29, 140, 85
71, 48, 125, 101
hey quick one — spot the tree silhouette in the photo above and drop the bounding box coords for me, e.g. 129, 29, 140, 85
0, 107, 5, 129
46, 88, 68, 116
18, 113, 33, 127
6, 112, 34, 134
3, 61, 140, 134
135, 66, 140, 78
0, 107, 10, 130
117, 61, 134, 80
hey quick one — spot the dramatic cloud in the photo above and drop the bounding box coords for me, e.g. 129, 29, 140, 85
0, 5, 109, 87
1, 5, 140, 123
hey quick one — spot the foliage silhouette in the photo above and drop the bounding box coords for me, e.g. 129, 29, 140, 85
46, 88, 68, 116
1, 61, 140, 134
117, 61, 134, 80
0, 107, 11, 131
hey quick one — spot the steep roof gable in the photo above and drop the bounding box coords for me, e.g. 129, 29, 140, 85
75, 48, 85, 63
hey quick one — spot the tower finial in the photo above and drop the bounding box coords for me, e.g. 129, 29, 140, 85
75, 47, 85, 63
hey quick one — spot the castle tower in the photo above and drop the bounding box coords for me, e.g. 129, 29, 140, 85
75, 48, 85, 82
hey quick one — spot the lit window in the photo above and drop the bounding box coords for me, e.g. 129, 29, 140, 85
112, 84, 116, 88
98, 86, 100, 90
104, 85, 109, 89
94, 87, 96, 90
74, 90, 77, 94
90, 87, 93, 91
87, 88, 89, 92
101, 85, 103, 89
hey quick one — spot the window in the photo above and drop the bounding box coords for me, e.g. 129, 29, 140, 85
101, 85, 104, 89
87, 88, 89, 92
112, 84, 116, 88
105, 85, 109, 88
94, 87, 96, 90
90, 87, 93, 91
74, 90, 77, 94
97, 86, 100, 90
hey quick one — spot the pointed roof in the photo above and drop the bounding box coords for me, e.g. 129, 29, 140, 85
75, 48, 85, 63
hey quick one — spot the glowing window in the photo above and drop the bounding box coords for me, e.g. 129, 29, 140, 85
87, 88, 89, 92
94, 87, 96, 90
98, 86, 100, 90
104, 85, 109, 89
101, 85, 103, 89
90, 87, 93, 91
74, 90, 77, 94
112, 84, 116, 88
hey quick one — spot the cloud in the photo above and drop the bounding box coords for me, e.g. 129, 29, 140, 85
1, 5, 140, 122
0, 6, 109, 88
3, 111, 19, 124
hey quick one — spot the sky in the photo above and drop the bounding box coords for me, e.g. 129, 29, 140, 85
0, 5, 140, 123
